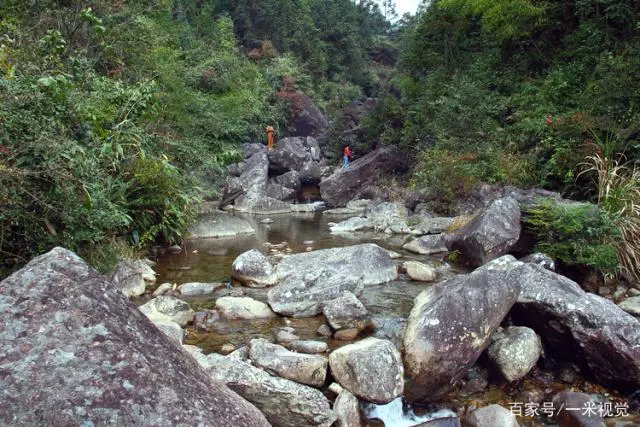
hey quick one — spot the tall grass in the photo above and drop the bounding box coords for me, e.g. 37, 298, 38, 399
580, 135, 640, 282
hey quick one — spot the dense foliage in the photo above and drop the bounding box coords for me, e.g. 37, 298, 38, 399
0, 0, 390, 276
364, 0, 639, 207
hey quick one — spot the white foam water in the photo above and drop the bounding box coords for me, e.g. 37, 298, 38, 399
362, 397, 457, 427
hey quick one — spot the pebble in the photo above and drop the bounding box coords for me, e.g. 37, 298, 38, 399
303, 240, 315, 245
328, 383, 344, 395
260, 218, 273, 224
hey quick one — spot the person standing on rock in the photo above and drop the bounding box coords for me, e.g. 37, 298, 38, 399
265, 125, 275, 151
342, 145, 352, 169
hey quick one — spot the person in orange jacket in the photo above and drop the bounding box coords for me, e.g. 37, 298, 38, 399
265, 125, 275, 150
342, 145, 352, 169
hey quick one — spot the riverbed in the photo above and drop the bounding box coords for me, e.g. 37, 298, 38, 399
152, 211, 639, 427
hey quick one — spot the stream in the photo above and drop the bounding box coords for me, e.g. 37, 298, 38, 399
152, 211, 639, 427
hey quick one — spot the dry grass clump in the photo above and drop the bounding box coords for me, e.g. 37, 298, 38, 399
580, 141, 640, 282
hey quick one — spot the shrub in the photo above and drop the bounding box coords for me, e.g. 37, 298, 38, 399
524, 200, 620, 277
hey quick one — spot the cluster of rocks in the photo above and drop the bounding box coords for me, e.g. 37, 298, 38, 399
220, 138, 328, 214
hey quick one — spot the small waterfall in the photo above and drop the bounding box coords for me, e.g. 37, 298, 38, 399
362, 397, 457, 427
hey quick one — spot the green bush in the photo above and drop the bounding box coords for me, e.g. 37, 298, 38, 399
524, 200, 621, 276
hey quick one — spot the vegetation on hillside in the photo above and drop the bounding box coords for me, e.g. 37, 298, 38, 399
0, 0, 390, 276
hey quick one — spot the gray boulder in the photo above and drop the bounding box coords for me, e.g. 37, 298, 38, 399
268, 137, 324, 184
275, 170, 302, 191
319, 147, 410, 207
322, 291, 370, 331
329, 337, 404, 404
334, 389, 363, 427
267, 182, 297, 201
446, 197, 521, 267
283, 92, 330, 140
187, 212, 255, 239
411, 216, 455, 235
487, 327, 541, 382
403, 256, 522, 402
231, 249, 277, 287
249, 338, 328, 387
519, 252, 555, 271
215, 296, 277, 320
511, 263, 640, 391
268, 244, 398, 316
329, 217, 374, 233
403, 234, 449, 255
109, 260, 156, 297
188, 349, 336, 427
0, 247, 269, 427
461, 404, 519, 427
139, 295, 195, 327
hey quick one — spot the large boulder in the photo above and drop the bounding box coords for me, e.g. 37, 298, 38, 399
446, 197, 521, 267
268, 244, 398, 316
187, 212, 255, 239
487, 326, 541, 382
510, 263, 640, 391
268, 137, 324, 185
0, 248, 269, 427
249, 338, 328, 387
280, 91, 330, 140
328, 337, 404, 404
231, 249, 278, 287
188, 349, 336, 427
138, 295, 195, 327
319, 147, 410, 207
403, 256, 522, 402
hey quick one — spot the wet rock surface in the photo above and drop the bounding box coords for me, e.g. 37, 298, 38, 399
187, 211, 256, 239
215, 296, 277, 320
0, 248, 269, 427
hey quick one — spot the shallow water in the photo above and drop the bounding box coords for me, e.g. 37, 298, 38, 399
154, 211, 640, 427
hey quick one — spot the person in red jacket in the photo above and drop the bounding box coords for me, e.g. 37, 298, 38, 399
342, 146, 352, 169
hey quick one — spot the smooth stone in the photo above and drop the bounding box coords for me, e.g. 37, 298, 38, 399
215, 296, 277, 320
487, 326, 541, 382
334, 389, 363, 427
287, 340, 328, 354
403, 260, 437, 282
178, 282, 224, 296
334, 328, 361, 341
618, 296, 640, 316
317, 324, 333, 337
